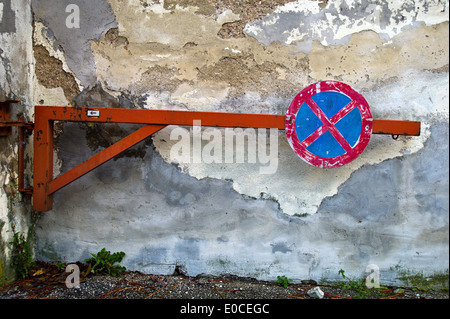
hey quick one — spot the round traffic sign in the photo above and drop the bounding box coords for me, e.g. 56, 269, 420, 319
285, 81, 373, 168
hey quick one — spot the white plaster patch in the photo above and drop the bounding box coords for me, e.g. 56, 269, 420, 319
0, 188, 10, 255
245, 0, 449, 51
262, 14, 280, 27
217, 9, 241, 25
366, 71, 450, 123
140, 0, 171, 15
108, 0, 225, 47
153, 71, 449, 216
244, 24, 263, 37
225, 47, 242, 54
143, 91, 172, 109
33, 82, 70, 106
171, 82, 230, 108
277, 0, 322, 15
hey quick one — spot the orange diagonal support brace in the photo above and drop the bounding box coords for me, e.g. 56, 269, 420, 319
48, 124, 166, 196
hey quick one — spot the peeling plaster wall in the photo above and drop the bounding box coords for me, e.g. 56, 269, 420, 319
0, 0, 34, 283
245, 0, 449, 51
0, 0, 447, 285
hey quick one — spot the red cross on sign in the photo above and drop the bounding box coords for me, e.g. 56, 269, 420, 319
285, 81, 373, 168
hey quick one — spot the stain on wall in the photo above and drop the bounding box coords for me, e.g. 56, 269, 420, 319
31, 0, 118, 89
34, 45, 80, 105
0, 0, 16, 33
245, 0, 449, 51
0, 0, 34, 284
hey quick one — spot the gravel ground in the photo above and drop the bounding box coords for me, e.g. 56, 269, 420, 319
0, 262, 448, 300
1, 263, 448, 317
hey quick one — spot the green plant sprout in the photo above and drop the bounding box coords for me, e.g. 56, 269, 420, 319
84, 248, 126, 277
276, 275, 293, 288
338, 269, 384, 299
9, 231, 37, 279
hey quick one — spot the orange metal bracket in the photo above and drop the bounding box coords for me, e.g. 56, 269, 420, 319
30, 105, 420, 212
0, 100, 34, 195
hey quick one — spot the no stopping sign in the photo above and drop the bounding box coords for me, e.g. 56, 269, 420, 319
285, 81, 373, 168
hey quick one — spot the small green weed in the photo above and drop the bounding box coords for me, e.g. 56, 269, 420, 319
398, 269, 449, 292
84, 248, 126, 277
338, 269, 382, 299
54, 261, 66, 271
9, 231, 37, 279
276, 275, 293, 288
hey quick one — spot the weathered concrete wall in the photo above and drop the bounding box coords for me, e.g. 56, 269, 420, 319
1, 0, 448, 285
0, 0, 34, 283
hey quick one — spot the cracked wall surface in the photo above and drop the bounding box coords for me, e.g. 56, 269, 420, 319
0, 0, 448, 284
0, 0, 34, 284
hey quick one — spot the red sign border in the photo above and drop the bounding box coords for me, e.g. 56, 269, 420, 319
285, 81, 373, 168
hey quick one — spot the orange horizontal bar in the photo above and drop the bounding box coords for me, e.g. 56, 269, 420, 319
372, 119, 421, 136
48, 124, 166, 195
34, 105, 420, 136
35, 105, 286, 129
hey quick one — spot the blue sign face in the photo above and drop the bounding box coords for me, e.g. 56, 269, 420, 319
295, 91, 362, 158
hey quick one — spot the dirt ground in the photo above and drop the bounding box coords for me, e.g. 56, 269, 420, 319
0, 261, 448, 300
